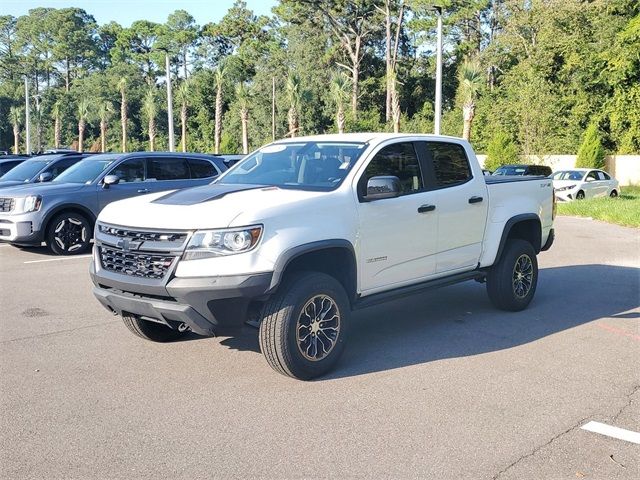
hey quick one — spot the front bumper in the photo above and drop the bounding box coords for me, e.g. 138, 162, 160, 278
0, 211, 45, 244
90, 259, 273, 335
554, 190, 575, 202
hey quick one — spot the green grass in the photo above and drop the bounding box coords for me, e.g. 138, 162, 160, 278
557, 186, 640, 227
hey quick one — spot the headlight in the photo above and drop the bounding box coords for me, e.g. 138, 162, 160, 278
556, 185, 576, 192
23, 195, 42, 212
183, 225, 262, 260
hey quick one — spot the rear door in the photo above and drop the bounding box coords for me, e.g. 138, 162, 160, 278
421, 141, 488, 273
97, 157, 147, 209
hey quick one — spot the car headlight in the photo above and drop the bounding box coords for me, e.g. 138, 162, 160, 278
556, 185, 576, 192
23, 195, 42, 212
183, 225, 263, 260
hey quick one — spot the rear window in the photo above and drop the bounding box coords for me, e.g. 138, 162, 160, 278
148, 158, 190, 180
427, 142, 472, 186
188, 159, 217, 179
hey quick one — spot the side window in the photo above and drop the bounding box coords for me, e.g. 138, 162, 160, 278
360, 142, 423, 196
426, 142, 472, 187
188, 159, 218, 179
586, 170, 598, 181
45, 158, 79, 179
147, 158, 190, 181
601, 171, 611, 180
110, 158, 145, 183
596, 171, 607, 180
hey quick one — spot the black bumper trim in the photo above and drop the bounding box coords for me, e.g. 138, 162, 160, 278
541, 228, 555, 251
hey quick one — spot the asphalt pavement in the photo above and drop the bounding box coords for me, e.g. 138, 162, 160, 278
1, 215, 638, 479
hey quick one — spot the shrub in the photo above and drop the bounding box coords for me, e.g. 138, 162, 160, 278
485, 130, 519, 171
576, 123, 605, 169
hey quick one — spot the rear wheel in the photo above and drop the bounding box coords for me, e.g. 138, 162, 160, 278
46, 212, 91, 255
122, 313, 186, 342
576, 190, 585, 200
610, 190, 618, 198
259, 272, 350, 380
487, 239, 538, 311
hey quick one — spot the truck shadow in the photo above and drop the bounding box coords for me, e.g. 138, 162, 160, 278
219, 264, 640, 380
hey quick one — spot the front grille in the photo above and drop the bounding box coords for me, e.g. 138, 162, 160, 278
0, 198, 14, 212
98, 224, 187, 243
99, 246, 175, 279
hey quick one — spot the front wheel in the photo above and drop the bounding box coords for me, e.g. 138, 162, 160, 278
122, 313, 186, 342
576, 190, 585, 200
486, 239, 538, 311
259, 272, 350, 380
610, 190, 618, 198
46, 212, 92, 255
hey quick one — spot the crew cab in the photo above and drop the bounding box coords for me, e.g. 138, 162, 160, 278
90, 134, 555, 380
0, 152, 227, 254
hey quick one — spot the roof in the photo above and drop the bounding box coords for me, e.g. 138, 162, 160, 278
272, 132, 467, 145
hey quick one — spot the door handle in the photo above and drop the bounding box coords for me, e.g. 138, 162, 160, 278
137, 188, 150, 193
468, 196, 483, 204
418, 204, 436, 213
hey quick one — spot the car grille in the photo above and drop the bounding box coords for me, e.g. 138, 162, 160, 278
0, 198, 14, 212
98, 224, 187, 243
99, 246, 175, 280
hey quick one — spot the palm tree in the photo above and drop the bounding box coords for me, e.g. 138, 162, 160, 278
390, 70, 401, 133
458, 59, 483, 141
97, 101, 113, 153
117, 77, 128, 152
175, 81, 190, 152
51, 101, 62, 149
8, 106, 22, 154
142, 88, 157, 152
236, 83, 251, 155
330, 73, 350, 134
286, 72, 303, 138
214, 64, 225, 154
77, 98, 92, 152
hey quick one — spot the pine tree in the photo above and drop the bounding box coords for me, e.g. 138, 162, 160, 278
575, 123, 605, 169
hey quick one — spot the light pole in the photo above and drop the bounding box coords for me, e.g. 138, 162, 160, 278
433, 5, 443, 135
164, 51, 175, 152
24, 77, 31, 154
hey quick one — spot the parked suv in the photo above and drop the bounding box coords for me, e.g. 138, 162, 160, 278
493, 164, 552, 177
0, 152, 227, 254
0, 152, 89, 189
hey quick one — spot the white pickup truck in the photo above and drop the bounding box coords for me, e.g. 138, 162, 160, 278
91, 133, 555, 379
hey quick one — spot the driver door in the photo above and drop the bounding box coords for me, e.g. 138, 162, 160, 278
98, 157, 147, 210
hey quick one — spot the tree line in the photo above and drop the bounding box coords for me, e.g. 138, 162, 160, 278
0, 0, 638, 158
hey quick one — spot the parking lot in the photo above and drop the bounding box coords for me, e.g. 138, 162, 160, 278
0, 215, 638, 479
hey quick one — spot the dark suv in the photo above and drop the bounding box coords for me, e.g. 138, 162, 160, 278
0, 152, 89, 188
492, 164, 552, 177
0, 152, 227, 254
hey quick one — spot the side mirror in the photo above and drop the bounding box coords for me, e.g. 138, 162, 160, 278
364, 176, 401, 201
102, 175, 120, 188
37, 172, 53, 183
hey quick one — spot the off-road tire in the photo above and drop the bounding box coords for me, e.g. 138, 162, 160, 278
122, 313, 186, 342
259, 272, 350, 380
486, 239, 538, 312
46, 212, 92, 255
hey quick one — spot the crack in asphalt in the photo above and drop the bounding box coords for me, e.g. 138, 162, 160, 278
491, 416, 590, 480
0, 321, 119, 345
492, 384, 640, 479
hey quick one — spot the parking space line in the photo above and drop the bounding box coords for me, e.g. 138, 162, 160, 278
23, 255, 92, 264
581, 421, 640, 444
596, 323, 640, 342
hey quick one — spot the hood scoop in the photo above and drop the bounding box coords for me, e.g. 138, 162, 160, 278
152, 184, 266, 206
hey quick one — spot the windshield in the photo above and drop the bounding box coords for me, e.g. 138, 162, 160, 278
493, 166, 526, 176
53, 155, 120, 184
0, 155, 61, 182
216, 141, 367, 190
552, 170, 585, 181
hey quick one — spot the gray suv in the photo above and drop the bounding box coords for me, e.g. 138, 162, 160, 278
0, 152, 227, 254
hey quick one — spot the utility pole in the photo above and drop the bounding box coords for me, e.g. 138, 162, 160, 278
271, 76, 276, 141
165, 52, 175, 152
434, 6, 443, 135
24, 77, 31, 154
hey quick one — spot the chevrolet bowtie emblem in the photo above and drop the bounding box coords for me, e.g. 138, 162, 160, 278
116, 238, 142, 252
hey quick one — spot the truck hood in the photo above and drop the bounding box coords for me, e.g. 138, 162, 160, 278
98, 184, 329, 230
0, 182, 86, 197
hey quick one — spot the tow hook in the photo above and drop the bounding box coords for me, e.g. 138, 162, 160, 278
177, 323, 190, 333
